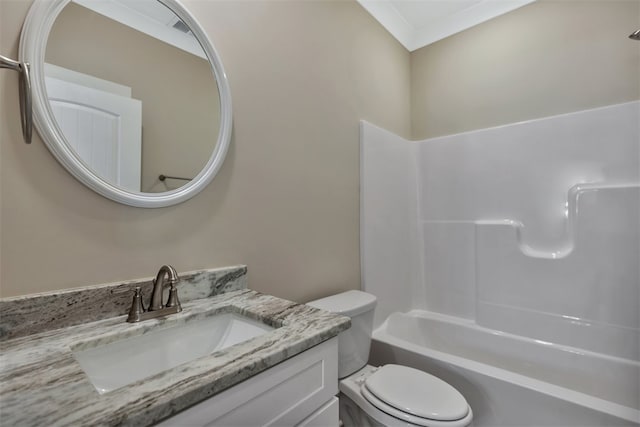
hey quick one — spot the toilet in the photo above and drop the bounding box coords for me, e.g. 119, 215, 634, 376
308, 290, 473, 427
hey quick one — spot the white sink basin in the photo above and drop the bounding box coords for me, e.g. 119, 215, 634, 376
73, 313, 274, 393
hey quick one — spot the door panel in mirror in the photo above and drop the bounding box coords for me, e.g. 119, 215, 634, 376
46, 70, 143, 191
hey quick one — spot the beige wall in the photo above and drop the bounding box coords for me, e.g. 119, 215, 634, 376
0, 0, 410, 300
411, 0, 640, 139
46, 2, 220, 192
3, 0, 637, 301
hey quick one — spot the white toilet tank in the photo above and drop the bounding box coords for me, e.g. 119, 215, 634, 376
307, 290, 377, 378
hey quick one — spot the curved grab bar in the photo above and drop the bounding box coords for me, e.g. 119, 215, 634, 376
1, 54, 32, 144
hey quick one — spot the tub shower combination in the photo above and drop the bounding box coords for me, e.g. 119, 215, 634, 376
361, 101, 640, 426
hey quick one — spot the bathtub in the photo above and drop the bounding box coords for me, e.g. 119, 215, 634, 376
368, 310, 640, 427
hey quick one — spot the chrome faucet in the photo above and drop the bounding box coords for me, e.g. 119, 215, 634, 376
127, 265, 182, 323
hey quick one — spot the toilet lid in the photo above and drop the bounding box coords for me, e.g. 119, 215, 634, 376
363, 365, 469, 422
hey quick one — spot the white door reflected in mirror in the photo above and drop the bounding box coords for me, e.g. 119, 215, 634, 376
46, 64, 142, 192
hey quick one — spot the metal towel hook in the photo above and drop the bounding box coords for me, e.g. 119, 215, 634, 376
1, 54, 32, 144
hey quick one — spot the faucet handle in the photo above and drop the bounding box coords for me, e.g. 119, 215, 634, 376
126, 287, 146, 323
165, 284, 182, 312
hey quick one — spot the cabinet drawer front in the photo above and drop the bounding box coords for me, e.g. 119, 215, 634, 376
158, 337, 338, 427
296, 397, 339, 427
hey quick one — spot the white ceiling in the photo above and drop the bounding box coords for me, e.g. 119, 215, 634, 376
72, 0, 205, 58
357, 0, 536, 51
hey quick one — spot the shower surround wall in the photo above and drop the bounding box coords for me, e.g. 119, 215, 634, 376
361, 101, 640, 361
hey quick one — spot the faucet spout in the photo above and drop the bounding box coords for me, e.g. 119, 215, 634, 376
149, 265, 179, 311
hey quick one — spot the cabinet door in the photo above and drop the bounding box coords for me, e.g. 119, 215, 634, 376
157, 337, 338, 427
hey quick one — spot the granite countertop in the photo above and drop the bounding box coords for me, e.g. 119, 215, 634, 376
0, 289, 350, 426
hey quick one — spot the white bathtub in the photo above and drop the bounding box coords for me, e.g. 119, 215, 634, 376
369, 310, 640, 427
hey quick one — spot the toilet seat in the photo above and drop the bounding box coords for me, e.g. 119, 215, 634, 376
361, 365, 470, 426
361, 386, 438, 426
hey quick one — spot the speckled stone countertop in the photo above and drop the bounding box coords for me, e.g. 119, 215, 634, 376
0, 286, 350, 426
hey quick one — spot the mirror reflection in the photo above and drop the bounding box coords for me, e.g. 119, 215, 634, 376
45, 0, 221, 193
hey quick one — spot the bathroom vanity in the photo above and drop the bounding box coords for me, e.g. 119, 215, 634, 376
0, 266, 350, 426
157, 337, 339, 426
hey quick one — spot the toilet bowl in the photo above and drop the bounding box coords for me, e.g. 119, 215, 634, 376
308, 291, 473, 427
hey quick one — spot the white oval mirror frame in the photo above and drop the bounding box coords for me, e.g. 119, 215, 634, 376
19, 0, 232, 208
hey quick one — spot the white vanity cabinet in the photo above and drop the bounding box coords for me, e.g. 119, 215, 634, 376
157, 337, 339, 427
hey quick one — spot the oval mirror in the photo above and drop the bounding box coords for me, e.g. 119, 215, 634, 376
20, 0, 232, 208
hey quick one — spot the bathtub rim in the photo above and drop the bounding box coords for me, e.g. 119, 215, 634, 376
373, 310, 640, 425
392, 309, 639, 367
